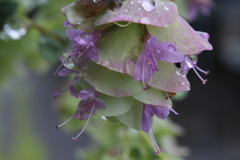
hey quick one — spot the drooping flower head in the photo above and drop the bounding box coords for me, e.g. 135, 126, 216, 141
54, 0, 213, 155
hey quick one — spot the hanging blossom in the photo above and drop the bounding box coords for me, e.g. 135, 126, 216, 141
188, 0, 215, 21
134, 36, 184, 89
142, 104, 178, 154
56, 88, 106, 140
53, 27, 106, 77
54, 0, 213, 155
180, 31, 210, 84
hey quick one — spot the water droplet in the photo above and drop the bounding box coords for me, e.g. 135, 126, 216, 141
131, 46, 141, 57
168, 44, 176, 52
130, 1, 134, 4
125, 9, 129, 12
175, 69, 181, 75
181, 82, 185, 85
140, 17, 150, 24
138, 7, 142, 11
164, 5, 170, 11
93, 0, 101, 3
75, 22, 81, 25
156, 49, 161, 53
3, 17, 29, 40
62, 57, 74, 69
138, 0, 142, 3
102, 60, 110, 67
142, 0, 155, 12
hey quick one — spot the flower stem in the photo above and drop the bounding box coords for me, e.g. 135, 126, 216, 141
19, 14, 66, 44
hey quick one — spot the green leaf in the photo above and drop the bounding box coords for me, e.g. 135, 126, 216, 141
116, 100, 143, 130
83, 61, 143, 97
97, 93, 135, 116
96, 23, 143, 76
38, 34, 65, 63
146, 16, 212, 55
133, 87, 172, 107
0, 2, 17, 30
151, 61, 190, 92
105, 116, 120, 123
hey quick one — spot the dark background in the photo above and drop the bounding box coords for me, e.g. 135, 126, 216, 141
172, 0, 240, 160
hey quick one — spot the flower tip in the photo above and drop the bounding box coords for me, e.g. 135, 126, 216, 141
202, 79, 207, 84
72, 137, 78, 141
52, 73, 57, 77
154, 149, 163, 155
56, 126, 59, 129
206, 71, 210, 75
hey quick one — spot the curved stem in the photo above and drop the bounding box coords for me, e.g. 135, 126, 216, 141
19, 14, 66, 44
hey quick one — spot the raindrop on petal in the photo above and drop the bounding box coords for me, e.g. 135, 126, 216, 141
164, 5, 170, 11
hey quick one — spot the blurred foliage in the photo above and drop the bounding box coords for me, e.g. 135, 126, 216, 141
0, 0, 70, 86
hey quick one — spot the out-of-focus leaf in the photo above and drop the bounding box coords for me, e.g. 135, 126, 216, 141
0, 2, 17, 30
38, 33, 65, 63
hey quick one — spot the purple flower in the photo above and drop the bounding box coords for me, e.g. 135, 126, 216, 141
142, 104, 178, 154
56, 88, 105, 140
64, 20, 73, 27
180, 31, 210, 84
134, 36, 184, 88
66, 29, 104, 62
188, 0, 215, 21
181, 55, 209, 84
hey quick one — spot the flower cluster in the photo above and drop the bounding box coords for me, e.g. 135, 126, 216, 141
54, 0, 212, 154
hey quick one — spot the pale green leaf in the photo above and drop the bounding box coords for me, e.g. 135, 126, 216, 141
97, 93, 135, 116
83, 61, 143, 97
133, 87, 172, 107
116, 100, 143, 130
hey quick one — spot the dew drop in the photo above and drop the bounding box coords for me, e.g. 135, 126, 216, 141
181, 82, 185, 85
125, 9, 129, 12
142, 0, 155, 12
138, 7, 142, 11
140, 17, 150, 24
175, 69, 181, 75
164, 5, 170, 11
62, 57, 74, 69
138, 0, 142, 3
168, 44, 176, 52
130, 1, 134, 4
102, 60, 110, 67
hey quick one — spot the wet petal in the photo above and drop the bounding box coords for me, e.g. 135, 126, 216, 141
147, 16, 212, 55
95, 0, 178, 28
96, 23, 143, 75
62, 3, 112, 32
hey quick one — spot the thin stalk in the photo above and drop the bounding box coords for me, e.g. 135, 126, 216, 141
19, 14, 66, 44
139, 131, 171, 160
